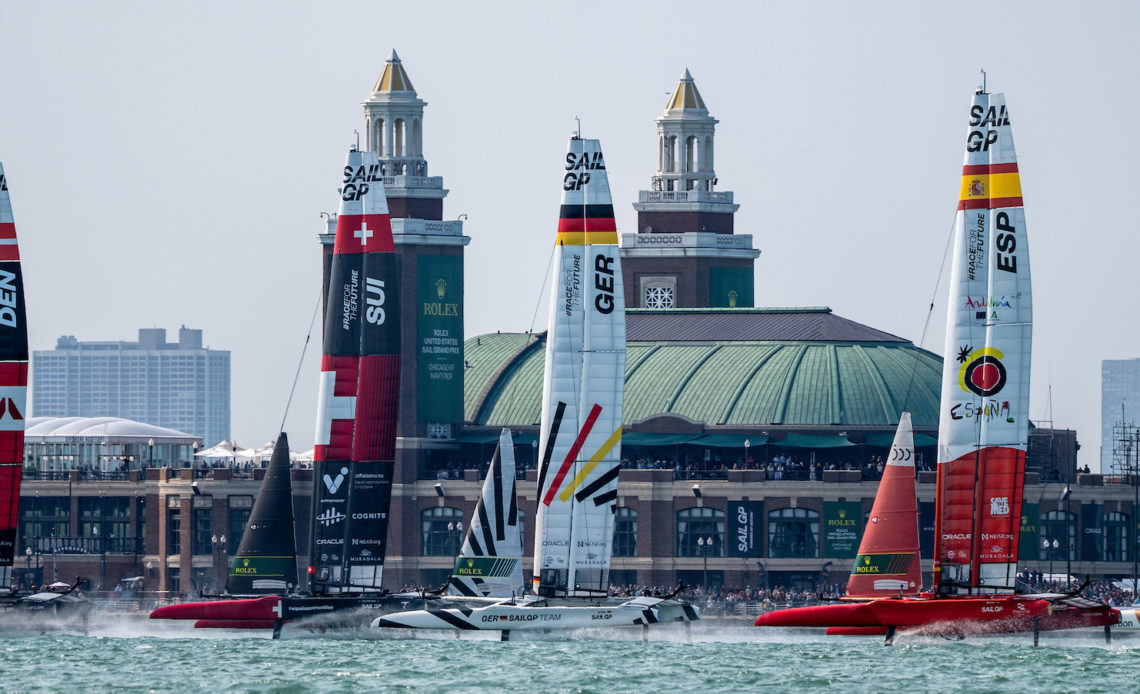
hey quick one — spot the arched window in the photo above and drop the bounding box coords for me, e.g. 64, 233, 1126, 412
768, 507, 820, 558
412, 119, 422, 157
374, 118, 385, 156
1040, 510, 1076, 561
421, 506, 463, 556
666, 136, 678, 173
394, 119, 406, 157
1104, 511, 1129, 562
703, 136, 714, 173
613, 507, 637, 557
684, 136, 698, 173
676, 507, 724, 557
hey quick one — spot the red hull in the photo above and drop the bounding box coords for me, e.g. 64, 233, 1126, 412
756, 595, 1118, 635
194, 619, 278, 630
150, 595, 280, 623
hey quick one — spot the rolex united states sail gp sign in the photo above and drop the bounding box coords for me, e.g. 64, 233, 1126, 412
823, 501, 862, 558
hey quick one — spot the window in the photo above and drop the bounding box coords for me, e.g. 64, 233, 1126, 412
1040, 510, 1076, 561
1104, 512, 1129, 562
19, 496, 69, 548
613, 507, 637, 557
644, 285, 675, 309
79, 496, 130, 551
768, 507, 820, 558
167, 507, 181, 556
676, 507, 724, 557
228, 505, 251, 554
193, 507, 212, 555
421, 506, 464, 556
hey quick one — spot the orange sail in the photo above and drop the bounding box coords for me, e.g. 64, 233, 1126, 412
846, 413, 921, 597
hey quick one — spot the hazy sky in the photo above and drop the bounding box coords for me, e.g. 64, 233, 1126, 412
1, 1, 1136, 468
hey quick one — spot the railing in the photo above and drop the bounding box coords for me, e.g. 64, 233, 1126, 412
621, 232, 754, 250
638, 189, 733, 204
34, 536, 143, 555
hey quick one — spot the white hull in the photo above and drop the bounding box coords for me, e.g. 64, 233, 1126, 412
372, 596, 698, 632
1113, 608, 1140, 630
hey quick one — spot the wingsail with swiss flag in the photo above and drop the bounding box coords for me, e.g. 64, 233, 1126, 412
309, 148, 400, 594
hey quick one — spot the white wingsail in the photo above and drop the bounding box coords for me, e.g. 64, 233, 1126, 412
533, 136, 626, 598
447, 429, 524, 598
934, 88, 1033, 594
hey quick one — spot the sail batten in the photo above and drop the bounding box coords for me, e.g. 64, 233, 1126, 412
934, 91, 1032, 595
533, 138, 626, 598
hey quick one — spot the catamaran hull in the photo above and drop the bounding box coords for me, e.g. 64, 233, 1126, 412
374, 601, 698, 632
1112, 608, 1140, 630
757, 596, 1116, 635
151, 594, 421, 629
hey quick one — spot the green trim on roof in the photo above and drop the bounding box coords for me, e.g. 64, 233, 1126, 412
623, 433, 697, 446
774, 433, 856, 448
691, 433, 769, 448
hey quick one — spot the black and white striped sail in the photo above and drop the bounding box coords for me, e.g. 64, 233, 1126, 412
447, 429, 523, 597
533, 137, 625, 597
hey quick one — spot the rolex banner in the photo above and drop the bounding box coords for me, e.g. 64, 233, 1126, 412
726, 500, 763, 558
416, 255, 464, 423
823, 501, 862, 559
1019, 502, 1038, 562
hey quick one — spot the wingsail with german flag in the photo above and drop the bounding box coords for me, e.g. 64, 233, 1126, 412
532, 136, 626, 598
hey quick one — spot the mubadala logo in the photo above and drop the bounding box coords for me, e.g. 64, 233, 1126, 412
317, 507, 346, 527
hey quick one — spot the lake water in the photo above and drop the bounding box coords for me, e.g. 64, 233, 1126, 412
1, 617, 1136, 693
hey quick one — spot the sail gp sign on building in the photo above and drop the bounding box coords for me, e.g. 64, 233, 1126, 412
727, 501, 763, 558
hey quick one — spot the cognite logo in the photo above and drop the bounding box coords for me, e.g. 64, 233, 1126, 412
324, 467, 349, 494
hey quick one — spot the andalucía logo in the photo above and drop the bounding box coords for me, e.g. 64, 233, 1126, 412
956, 345, 1007, 397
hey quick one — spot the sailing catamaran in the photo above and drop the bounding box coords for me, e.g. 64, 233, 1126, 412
756, 84, 1116, 643
0, 164, 90, 621
373, 136, 698, 638
152, 147, 419, 633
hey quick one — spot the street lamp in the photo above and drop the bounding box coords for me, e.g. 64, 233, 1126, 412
698, 536, 713, 590
447, 521, 464, 555
24, 546, 31, 590
148, 438, 155, 468
211, 534, 228, 592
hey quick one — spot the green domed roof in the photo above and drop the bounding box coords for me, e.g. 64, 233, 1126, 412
464, 308, 943, 433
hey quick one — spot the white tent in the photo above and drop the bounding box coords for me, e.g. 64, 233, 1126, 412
195, 440, 241, 459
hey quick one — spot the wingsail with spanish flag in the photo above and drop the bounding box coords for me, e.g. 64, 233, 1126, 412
757, 84, 1117, 644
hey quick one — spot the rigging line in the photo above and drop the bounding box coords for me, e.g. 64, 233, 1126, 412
280, 287, 324, 434
901, 209, 958, 417
528, 242, 558, 339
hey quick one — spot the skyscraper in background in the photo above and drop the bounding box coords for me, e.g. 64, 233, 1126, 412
1101, 358, 1140, 473
31, 326, 230, 446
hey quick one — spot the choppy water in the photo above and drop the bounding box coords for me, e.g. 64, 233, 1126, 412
0, 618, 1137, 693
